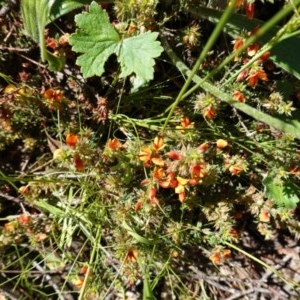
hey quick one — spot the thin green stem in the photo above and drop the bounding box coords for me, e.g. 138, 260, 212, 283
162, 0, 238, 130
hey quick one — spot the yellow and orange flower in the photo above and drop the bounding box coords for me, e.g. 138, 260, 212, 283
167, 151, 184, 161
176, 116, 194, 132
153, 167, 165, 180
248, 68, 267, 87
175, 176, 189, 202
125, 247, 139, 263
152, 136, 165, 151
190, 163, 207, 179
159, 171, 178, 189
216, 139, 228, 150
229, 165, 243, 175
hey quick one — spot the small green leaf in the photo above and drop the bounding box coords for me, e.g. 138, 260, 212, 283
263, 175, 299, 209
69, 1, 163, 81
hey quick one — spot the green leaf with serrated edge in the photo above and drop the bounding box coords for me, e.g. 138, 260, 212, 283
118, 31, 162, 80
69, 2, 120, 77
188, 5, 300, 80
263, 175, 299, 209
69, 1, 163, 81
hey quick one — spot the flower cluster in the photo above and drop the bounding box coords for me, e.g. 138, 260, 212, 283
232, 27, 270, 92
52, 132, 87, 172
137, 126, 209, 209
262, 91, 295, 116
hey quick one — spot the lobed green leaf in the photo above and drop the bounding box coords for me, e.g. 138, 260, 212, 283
263, 175, 299, 209
69, 1, 163, 81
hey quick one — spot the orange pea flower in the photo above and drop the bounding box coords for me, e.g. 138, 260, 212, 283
159, 172, 178, 189
209, 252, 221, 265
210, 249, 231, 265
198, 142, 209, 152
230, 228, 239, 239
153, 167, 165, 180
222, 249, 231, 259
66, 133, 78, 147
232, 37, 244, 61
34, 233, 48, 241
74, 155, 84, 171
19, 185, 30, 195
180, 116, 193, 129
290, 166, 300, 175
148, 187, 159, 205
233, 38, 244, 51
247, 43, 259, 57
259, 51, 271, 62
175, 176, 189, 202
203, 106, 215, 119
153, 136, 165, 151
125, 247, 139, 263
18, 214, 31, 226
229, 165, 243, 175
151, 155, 165, 167
176, 116, 194, 132
234, 0, 244, 8
167, 151, 183, 161
236, 69, 249, 82
43, 88, 63, 101
135, 200, 143, 212
259, 210, 270, 222
139, 146, 153, 166
216, 139, 228, 149
248, 68, 267, 87
233, 90, 246, 102
190, 163, 207, 179
245, 2, 255, 19
107, 138, 121, 150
